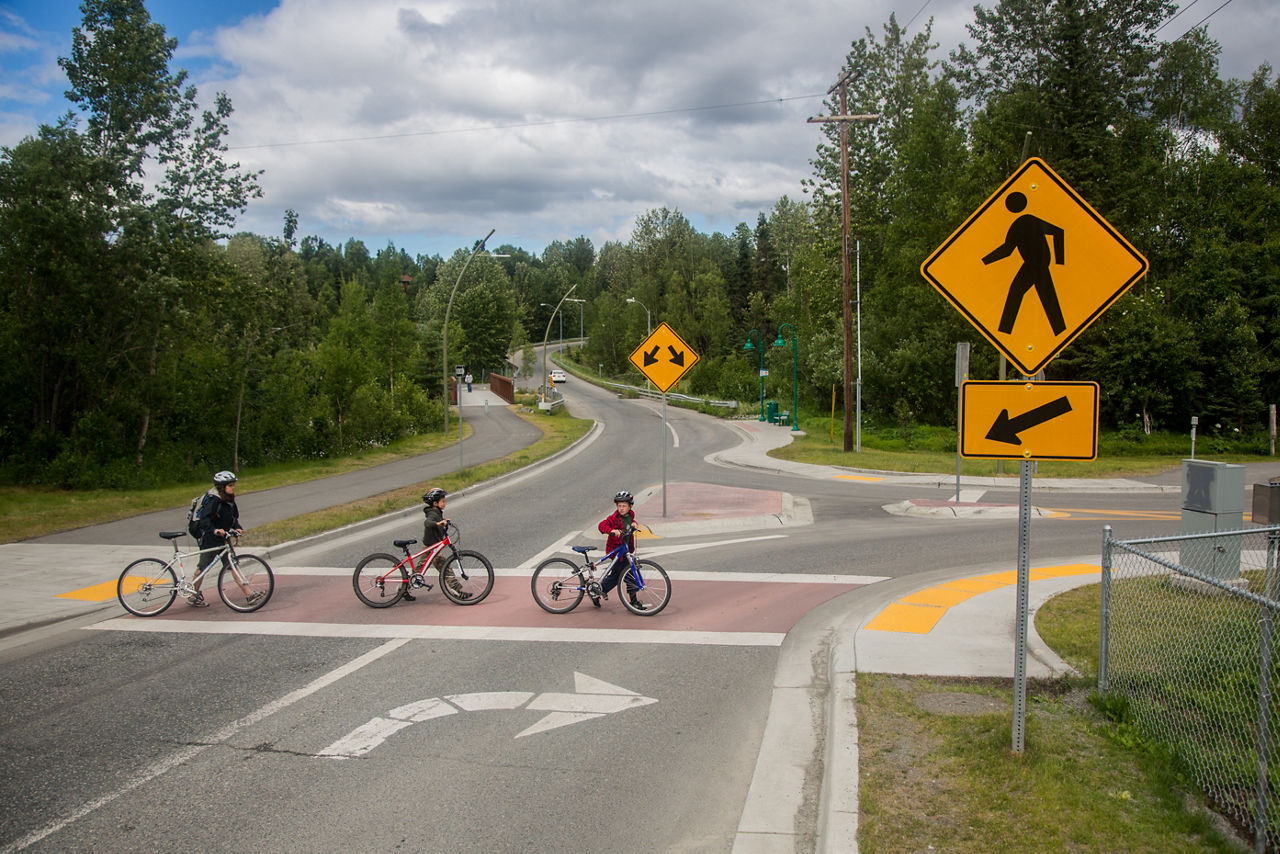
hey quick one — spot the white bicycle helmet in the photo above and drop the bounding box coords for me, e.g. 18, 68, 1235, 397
213, 470, 237, 486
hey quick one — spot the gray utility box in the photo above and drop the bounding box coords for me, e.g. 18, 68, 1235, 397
1180, 459, 1245, 582
1252, 481, 1280, 525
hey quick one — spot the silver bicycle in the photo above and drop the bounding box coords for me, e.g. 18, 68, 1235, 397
116, 530, 274, 616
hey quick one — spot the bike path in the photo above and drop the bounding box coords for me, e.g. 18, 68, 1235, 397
84, 570, 884, 645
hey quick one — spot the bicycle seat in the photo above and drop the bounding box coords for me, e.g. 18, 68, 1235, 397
394, 539, 418, 549
571, 545, 597, 555
159, 531, 185, 540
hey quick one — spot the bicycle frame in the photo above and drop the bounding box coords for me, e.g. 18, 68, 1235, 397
373, 535, 456, 587
165, 540, 238, 592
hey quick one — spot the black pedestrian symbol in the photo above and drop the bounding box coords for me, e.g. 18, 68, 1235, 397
982, 191, 1066, 336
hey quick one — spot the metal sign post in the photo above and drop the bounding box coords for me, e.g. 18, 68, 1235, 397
922, 158, 1148, 756
629, 323, 700, 519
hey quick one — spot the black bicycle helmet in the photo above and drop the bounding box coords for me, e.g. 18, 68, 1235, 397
213, 470, 237, 486
613, 490, 633, 504
422, 487, 448, 505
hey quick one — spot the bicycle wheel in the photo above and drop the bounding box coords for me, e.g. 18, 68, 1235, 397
353, 553, 407, 608
531, 558, 585, 614
620, 559, 671, 616
117, 558, 178, 617
439, 549, 494, 605
219, 554, 274, 613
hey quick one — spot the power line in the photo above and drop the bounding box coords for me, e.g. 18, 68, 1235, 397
1154, 0, 1203, 35
1171, 0, 1238, 43
228, 93, 825, 152
903, 0, 934, 32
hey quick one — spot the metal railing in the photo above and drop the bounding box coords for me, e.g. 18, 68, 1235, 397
1101, 525, 1280, 851
599, 379, 737, 410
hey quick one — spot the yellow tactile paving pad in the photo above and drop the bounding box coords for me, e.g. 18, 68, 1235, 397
865, 564, 1099, 634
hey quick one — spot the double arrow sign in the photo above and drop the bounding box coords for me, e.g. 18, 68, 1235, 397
629, 322, 699, 393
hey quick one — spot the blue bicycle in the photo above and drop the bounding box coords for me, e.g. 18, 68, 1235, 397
531, 535, 671, 616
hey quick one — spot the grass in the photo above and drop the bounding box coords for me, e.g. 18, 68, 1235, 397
0, 406, 591, 547
854, 584, 1253, 852
770, 422, 1272, 479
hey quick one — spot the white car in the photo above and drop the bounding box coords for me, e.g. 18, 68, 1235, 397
549, 369, 568, 384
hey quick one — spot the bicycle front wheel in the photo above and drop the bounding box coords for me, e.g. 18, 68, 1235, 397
118, 558, 178, 617
353, 553, 407, 608
531, 558, 585, 614
621, 559, 671, 616
219, 554, 274, 613
440, 550, 494, 605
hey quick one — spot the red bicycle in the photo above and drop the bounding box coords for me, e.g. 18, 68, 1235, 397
352, 523, 494, 607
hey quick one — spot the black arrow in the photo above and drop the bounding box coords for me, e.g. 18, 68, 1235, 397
667, 346, 685, 366
985, 396, 1073, 445
643, 346, 660, 366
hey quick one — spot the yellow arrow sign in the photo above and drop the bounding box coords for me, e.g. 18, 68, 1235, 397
960, 381, 1099, 461
628, 322, 699, 393
922, 158, 1147, 377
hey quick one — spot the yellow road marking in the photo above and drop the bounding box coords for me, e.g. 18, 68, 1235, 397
866, 564, 1099, 634
834, 475, 884, 482
58, 579, 124, 602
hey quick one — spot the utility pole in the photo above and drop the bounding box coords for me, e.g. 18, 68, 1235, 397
809, 70, 878, 452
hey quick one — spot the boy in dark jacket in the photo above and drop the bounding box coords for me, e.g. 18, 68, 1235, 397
410, 488, 468, 601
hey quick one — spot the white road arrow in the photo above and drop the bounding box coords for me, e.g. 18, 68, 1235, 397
317, 672, 657, 758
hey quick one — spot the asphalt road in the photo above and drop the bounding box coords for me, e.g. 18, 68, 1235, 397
0, 374, 1220, 852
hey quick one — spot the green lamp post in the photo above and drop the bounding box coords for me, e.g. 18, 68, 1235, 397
773, 323, 799, 432
743, 329, 766, 421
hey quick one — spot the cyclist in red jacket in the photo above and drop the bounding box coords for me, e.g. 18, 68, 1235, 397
597, 490, 644, 610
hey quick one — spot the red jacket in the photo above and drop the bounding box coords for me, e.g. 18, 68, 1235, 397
598, 510, 636, 556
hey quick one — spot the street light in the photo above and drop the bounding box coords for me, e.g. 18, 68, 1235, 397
541, 286, 577, 400
743, 329, 766, 421
443, 229, 494, 438
540, 303, 563, 343
773, 323, 800, 432
565, 298, 585, 341
625, 297, 651, 335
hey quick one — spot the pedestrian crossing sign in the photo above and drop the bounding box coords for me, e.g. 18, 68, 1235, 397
921, 158, 1147, 377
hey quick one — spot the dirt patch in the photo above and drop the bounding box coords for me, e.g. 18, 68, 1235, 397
915, 691, 1009, 716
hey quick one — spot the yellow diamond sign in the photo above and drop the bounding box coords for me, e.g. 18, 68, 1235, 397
629, 322, 699, 393
922, 158, 1147, 377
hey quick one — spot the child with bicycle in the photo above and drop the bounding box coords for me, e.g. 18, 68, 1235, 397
189, 470, 260, 607
597, 489, 645, 610
408, 488, 469, 602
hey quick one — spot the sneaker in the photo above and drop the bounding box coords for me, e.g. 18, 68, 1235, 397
590, 595, 601, 608
401, 591, 416, 602
245, 590, 265, 606
629, 598, 646, 611
187, 592, 209, 608
453, 590, 472, 601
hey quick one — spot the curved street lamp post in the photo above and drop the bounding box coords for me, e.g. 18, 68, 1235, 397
442, 230, 509, 468
773, 323, 800, 432
743, 329, 766, 421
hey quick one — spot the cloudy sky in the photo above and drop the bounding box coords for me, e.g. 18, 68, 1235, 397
1, 0, 1275, 259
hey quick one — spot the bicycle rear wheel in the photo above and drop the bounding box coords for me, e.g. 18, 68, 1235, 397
353, 553, 407, 608
531, 558, 585, 614
117, 558, 178, 617
219, 554, 274, 612
620, 559, 671, 616
439, 549, 494, 605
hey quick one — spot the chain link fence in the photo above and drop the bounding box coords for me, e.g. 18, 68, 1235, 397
1101, 525, 1280, 852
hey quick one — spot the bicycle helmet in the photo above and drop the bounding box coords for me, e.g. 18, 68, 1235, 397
213, 470, 237, 486
422, 487, 448, 505
613, 490, 633, 504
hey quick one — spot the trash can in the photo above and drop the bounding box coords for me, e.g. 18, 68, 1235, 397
766, 400, 779, 424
